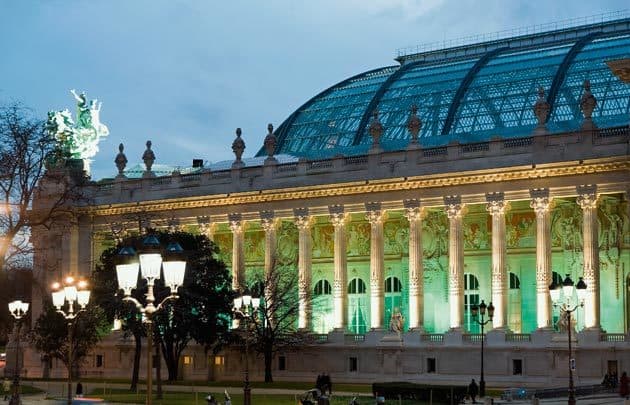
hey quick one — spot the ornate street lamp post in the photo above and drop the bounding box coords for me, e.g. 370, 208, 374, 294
232, 293, 261, 405
7, 300, 29, 405
471, 300, 494, 398
549, 274, 587, 405
51, 276, 91, 405
115, 235, 186, 405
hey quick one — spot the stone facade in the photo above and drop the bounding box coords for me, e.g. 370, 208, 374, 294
19, 122, 630, 386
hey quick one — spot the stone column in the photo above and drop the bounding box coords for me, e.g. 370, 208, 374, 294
228, 213, 245, 292
329, 205, 348, 331
404, 199, 424, 331
228, 213, 245, 328
530, 189, 553, 329
486, 192, 509, 330
577, 185, 600, 330
294, 208, 313, 331
445, 196, 465, 330
366, 202, 385, 330
260, 210, 278, 315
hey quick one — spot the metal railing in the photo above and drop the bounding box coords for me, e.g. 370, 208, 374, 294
420, 334, 444, 343
396, 10, 629, 58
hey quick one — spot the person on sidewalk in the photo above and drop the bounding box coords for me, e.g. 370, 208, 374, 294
620, 371, 629, 399
468, 379, 479, 404
2, 378, 10, 400
75, 381, 84, 398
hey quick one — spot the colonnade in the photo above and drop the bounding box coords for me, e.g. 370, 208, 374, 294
217, 185, 605, 333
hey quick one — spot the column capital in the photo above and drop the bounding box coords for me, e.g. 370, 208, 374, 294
197, 216, 215, 238
577, 184, 598, 209
444, 195, 464, 219
530, 189, 552, 216
260, 210, 278, 232
403, 199, 424, 221
228, 213, 243, 233
329, 205, 348, 228
365, 202, 385, 225
486, 192, 509, 216
294, 208, 313, 231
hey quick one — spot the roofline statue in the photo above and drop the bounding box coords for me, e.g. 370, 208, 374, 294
46, 90, 109, 174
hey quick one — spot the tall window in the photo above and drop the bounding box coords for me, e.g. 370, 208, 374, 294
348, 278, 367, 334
384, 276, 403, 329
508, 272, 522, 332
464, 273, 480, 333
312, 279, 333, 334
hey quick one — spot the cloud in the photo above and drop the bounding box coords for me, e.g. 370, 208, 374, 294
343, 0, 446, 20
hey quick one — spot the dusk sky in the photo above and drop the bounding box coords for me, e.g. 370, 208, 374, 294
1, 1, 627, 180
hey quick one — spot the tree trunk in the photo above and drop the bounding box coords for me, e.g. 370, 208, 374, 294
162, 341, 179, 381
130, 332, 142, 391
264, 350, 273, 383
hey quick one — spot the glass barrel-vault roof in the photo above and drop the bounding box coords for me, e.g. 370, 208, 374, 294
549, 34, 630, 131
448, 44, 572, 140
263, 28, 630, 159
276, 66, 396, 155
358, 58, 476, 147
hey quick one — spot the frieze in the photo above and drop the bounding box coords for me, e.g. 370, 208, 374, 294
84, 160, 630, 217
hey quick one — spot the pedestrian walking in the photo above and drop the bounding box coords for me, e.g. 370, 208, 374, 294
468, 379, 479, 404
620, 371, 629, 399
75, 381, 84, 398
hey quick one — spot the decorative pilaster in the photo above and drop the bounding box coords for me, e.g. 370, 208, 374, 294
329, 205, 348, 331
486, 192, 509, 330
530, 189, 553, 329
260, 210, 278, 315
444, 196, 464, 330
294, 208, 313, 331
404, 199, 424, 331
228, 213, 245, 292
577, 185, 600, 329
366, 202, 385, 330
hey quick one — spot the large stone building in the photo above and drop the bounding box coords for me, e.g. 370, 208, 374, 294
26, 17, 630, 386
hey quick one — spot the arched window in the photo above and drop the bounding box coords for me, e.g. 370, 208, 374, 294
348, 278, 367, 294
348, 278, 367, 334
508, 272, 522, 332
314, 280, 332, 296
464, 273, 480, 333
312, 279, 333, 334
385, 277, 403, 293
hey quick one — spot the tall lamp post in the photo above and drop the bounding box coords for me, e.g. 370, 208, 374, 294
471, 300, 494, 398
232, 293, 261, 405
51, 276, 91, 405
549, 274, 587, 405
115, 235, 186, 405
7, 300, 29, 405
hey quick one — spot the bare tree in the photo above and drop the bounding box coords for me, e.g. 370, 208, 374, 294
0, 103, 86, 272
245, 261, 313, 383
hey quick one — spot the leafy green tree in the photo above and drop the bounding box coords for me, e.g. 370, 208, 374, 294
30, 303, 108, 378
92, 230, 233, 382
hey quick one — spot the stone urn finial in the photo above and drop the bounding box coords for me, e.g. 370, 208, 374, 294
406, 104, 422, 148
368, 109, 384, 152
142, 140, 155, 176
232, 127, 245, 168
115, 143, 128, 177
264, 123, 277, 164
580, 80, 597, 130
533, 86, 550, 135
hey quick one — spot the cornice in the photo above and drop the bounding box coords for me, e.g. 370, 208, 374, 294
84, 158, 629, 217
